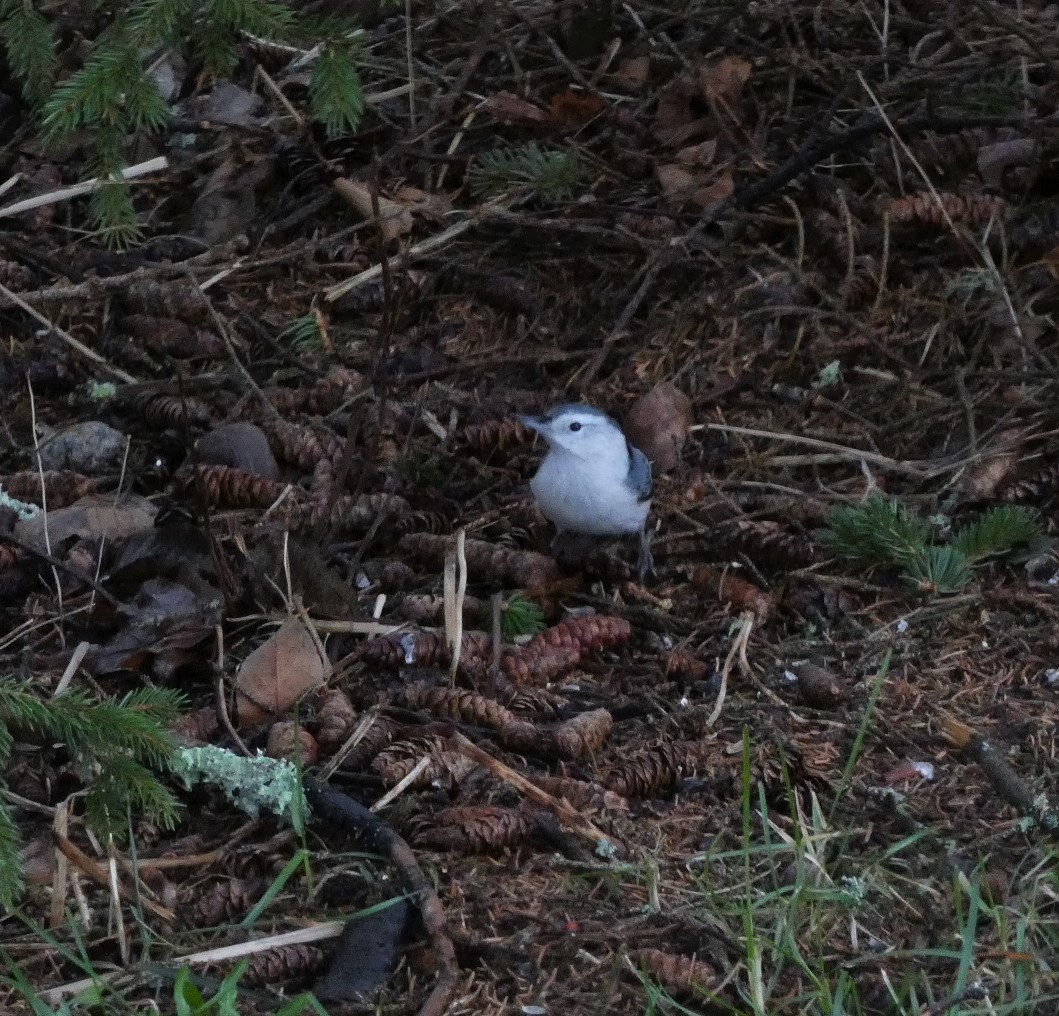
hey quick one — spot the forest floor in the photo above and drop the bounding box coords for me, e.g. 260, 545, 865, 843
3, 1, 1059, 1014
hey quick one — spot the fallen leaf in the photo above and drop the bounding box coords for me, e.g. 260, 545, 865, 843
692, 168, 735, 208
549, 89, 605, 125
332, 177, 414, 242
624, 382, 693, 472
654, 163, 698, 208
675, 139, 718, 167
391, 185, 452, 224
196, 81, 266, 128
90, 577, 221, 675
961, 430, 1024, 499
700, 54, 753, 107
14, 493, 157, 550
611, 56, 651, 91
482, 91, 554, 126
235, 618, 329, 727
655, 162, 732, 211
189, 147, 272, 244
652, 77, 709, 147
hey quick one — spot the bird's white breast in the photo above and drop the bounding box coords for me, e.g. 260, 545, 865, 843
530, 449, 649, 536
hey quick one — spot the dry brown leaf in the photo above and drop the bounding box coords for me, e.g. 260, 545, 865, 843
391, 185, 452, 224
14, 493, 157, 550
654, 163, 698, 208
611, 56, 650, 91
700, 54, 753, 107
977, 138, 1034, 190
675, 139, 718, 167
482, 91, 554, 126
962, 431, 1024, 499
655, 161, 733, 211
91, 577, 220, 675
692, 169, 735, 208
549, 89, 605, 125
624, 382, 693, 472
235, 618, 330, 727
652, 77, 709, 147
332, 177, 414, 242
1039, 245, 1059, 280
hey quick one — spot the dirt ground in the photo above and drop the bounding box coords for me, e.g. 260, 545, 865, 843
3, 1, 1059, 1013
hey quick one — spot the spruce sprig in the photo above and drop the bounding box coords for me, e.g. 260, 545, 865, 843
0, 680, 186, 906
14, 0, 367, 246
500, 593, 546, 640
280, 312, 326, 352
950, 505, 1041, 561
821, 495, 1041, 595
310, 41, 364, 139
820, 496, 930, 571
42, 35, 168, 139
0, 0, 56, 107
469, 143, 583, 202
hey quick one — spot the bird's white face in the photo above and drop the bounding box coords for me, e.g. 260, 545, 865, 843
519, 406, 627, 460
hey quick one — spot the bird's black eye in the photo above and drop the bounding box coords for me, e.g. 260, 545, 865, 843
569, 421, 581, 432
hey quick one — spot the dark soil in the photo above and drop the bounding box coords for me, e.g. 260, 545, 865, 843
3, 1, 1059, 1013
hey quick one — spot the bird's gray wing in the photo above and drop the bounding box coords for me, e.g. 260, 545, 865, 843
626, 443, 653, 501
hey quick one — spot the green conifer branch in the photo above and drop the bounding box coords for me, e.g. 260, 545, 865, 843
0, 0, 56, 107
127, 0, 195, 47
0, 802, 21, 905
500, 593, 545, 640
469, 143, 583, 202
904, 545, 974, 595
0, 680, 186, 906
821, 495, 1043, 595
950, 505, 1041, 562
85, 754, 183, 837
310, 42, 364, 138
15, 0, 369, 245
820, 494, 931, 570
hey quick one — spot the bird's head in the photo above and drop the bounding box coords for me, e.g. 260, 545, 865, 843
518, 404, 627, 460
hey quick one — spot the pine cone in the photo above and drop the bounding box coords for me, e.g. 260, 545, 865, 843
398, 533, 560, 589
415, 805, 535, 853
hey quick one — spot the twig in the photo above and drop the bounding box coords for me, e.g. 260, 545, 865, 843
919, 983, 989, 1016
0, 156, 167, 219
700, 422, 937, 477
0, 281, 139, 383
0, 533, 120, 607
452, 733, 623, 855
306, 783, 458, 1016
941, 716, 1059, 834
706, 611, 753, 728
52, 831, 175, 922
324, 212, 480, 301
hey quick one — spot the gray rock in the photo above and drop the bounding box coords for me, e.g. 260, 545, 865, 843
195, 422, 279, 480
37, 421, 126, 473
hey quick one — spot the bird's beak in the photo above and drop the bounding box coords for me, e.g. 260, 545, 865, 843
518, 414, 546, 435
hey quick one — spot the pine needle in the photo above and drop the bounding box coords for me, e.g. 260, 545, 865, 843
500, 593, 546, 640
821, 495, 1041, 596
468, 143, 583, 202
950, 506, 1042, 562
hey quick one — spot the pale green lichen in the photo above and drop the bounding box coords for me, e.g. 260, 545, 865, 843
86, 381, 117, 402
173, 746, 307, 835
0, 489, 40, 521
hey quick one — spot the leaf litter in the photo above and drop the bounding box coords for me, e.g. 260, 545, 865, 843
3, 1, 1059, 1014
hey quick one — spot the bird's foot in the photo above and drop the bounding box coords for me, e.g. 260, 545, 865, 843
636, 526, 656, 580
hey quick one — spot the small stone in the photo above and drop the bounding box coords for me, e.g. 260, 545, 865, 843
37, 421, 126, 473
195, 422, 279, 480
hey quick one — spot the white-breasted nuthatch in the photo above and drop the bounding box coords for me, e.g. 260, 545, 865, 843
519, 404, 654, 576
